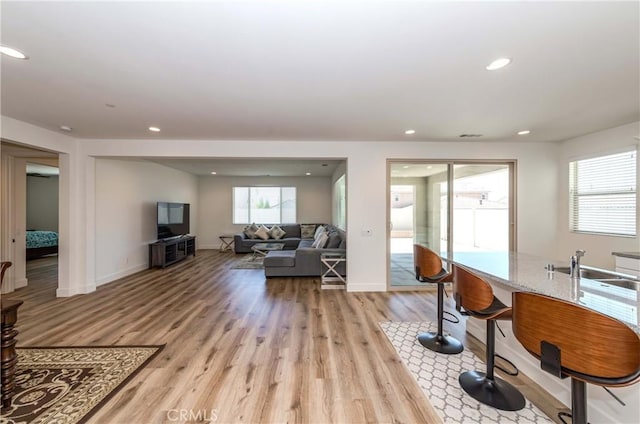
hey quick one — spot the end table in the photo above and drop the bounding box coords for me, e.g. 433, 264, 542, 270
219, 235, 234, 253
320, 253, 346, 289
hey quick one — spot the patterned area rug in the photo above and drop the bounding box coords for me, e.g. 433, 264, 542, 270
380, 321, 552, 424
230, 254, 264, 269
0, 345, 164, 424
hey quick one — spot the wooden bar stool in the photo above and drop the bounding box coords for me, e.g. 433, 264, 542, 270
0, 261, 11, 290
512, 291, 640, 424
413, 244, 463, 354
452, 264, 525, 411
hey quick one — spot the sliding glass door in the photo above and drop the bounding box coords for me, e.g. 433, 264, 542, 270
452, 164, 512, 252
388, 161, 515, 288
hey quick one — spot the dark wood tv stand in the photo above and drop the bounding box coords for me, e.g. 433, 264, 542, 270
149, 235, 196, 268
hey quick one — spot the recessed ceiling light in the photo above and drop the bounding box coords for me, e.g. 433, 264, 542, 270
427, 166, 433, 169
404, 129, 416, 135
0, 45, 28, 60
210, 171, 217, 175
148, 126, 161, 132
517, 130, 531, 135
403, 165, 410, 169
305, 172, 311, 176
59, 125, 72, 132
486, 57, 511, 71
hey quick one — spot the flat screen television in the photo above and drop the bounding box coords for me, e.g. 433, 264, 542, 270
157, 202, 190, 240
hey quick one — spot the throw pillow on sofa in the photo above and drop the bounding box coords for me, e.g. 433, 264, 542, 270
313, 225, 326, 239
243, 223, 259, 239
254, 225, 271, 240
326, 232, 342, 248
311, 231, 329, 248
269, 225, 286, 240
300, 224, 316, 239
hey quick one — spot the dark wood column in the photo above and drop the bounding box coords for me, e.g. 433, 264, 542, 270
1, 299, 23, 409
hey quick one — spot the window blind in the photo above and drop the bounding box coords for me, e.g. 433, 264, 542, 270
569, 149, 637, 236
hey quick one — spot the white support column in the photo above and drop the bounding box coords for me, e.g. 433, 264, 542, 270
57, 150, 95, 297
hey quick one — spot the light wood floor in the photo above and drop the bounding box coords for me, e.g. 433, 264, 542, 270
5, 251, 566, 424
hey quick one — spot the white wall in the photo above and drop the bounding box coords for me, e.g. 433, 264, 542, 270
1, 117, 81, 297
1, 115, 564, 294
197, 175, 332, 249
79, 138, 560, 292
26, 175, 59, 231
94, 158, 198, 285
556, 121, 640, 269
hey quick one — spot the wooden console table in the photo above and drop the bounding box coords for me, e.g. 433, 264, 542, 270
1, 299, 23, 409
149, 235, 196, 268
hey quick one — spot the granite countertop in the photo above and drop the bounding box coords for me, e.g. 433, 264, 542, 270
612, 251, 640, 260
441, 251, 639, 333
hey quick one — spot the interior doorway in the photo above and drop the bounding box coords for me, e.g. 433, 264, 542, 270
25, 162, 59, 290
0, 141, 60, 296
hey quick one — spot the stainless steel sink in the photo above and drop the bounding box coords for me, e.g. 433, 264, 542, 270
594, 278, 640, 290
553, 266, 614, 280
553, 266, 639, 290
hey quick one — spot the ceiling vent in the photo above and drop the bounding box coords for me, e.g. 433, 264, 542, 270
459, 134, 483, 138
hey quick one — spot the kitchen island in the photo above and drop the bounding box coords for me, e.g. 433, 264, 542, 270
442, 251, 639, 424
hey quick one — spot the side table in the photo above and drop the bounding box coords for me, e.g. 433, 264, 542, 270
320, 253, 346, 289
1, 299, 23, 409
219, 235, 234, 253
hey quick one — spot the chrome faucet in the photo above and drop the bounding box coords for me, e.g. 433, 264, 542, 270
569, 249, 586, 279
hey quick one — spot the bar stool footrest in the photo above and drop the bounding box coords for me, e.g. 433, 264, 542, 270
443, 310, 460, 324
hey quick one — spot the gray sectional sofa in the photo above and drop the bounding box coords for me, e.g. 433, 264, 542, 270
234, 224, 346, 277
233, 224, 304, 253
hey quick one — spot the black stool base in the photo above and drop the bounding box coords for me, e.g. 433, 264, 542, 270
418, 332, 464, 355
459, 370, 526, 411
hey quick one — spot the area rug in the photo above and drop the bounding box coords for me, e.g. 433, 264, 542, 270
230, 254, 264, 269
380, 321, 552, 424
0, 345, 164, 424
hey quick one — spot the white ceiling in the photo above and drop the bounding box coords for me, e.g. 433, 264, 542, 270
1, 1, 638, 143
146, 158, 342, 177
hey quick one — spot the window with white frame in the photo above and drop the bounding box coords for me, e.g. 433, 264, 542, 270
569, 149, 637, 236
233, 187, 296, 224
333, 174, 346, 230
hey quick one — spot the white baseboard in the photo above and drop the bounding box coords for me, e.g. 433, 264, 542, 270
14, 277, 28, 289
346, 282, 386, 292
95, 263, 148, 287
198, 244, 218, 250
56, 285, 96, 297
